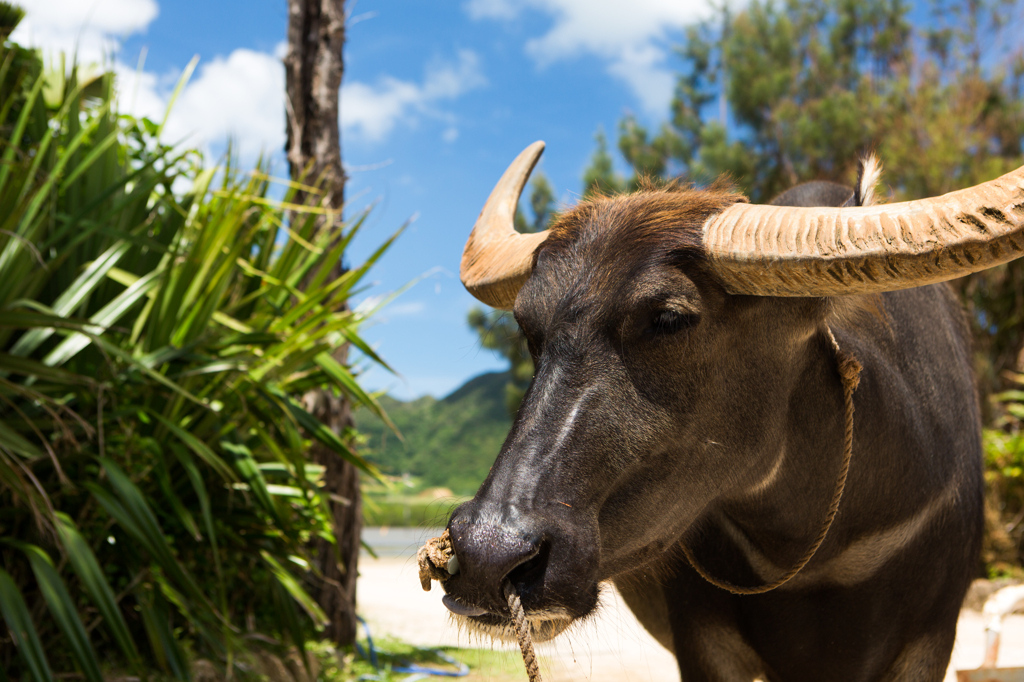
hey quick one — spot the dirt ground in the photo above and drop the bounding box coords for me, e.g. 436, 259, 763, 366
357, 553, 1024, 682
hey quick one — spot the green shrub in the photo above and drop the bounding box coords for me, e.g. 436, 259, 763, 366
983, 371, 1024, 576
0, 37, 395, 680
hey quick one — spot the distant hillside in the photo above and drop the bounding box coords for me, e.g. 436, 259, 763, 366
354, 371, 512, 495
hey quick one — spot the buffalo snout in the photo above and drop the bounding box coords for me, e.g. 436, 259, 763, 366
442, 515, 542, 613
438, 502, 600, 642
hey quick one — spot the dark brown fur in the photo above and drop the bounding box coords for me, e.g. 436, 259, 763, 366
546, 178, 746, 253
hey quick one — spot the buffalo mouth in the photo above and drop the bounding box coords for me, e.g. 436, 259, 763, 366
444, 605, 574, 643
436, 512, 601, 644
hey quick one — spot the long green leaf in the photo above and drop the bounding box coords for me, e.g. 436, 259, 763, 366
42, 270, 162, 367
136, 586, 190, 682
260, 550, 327, 626
0, 567, 55, 682
0, 67, 45, 198
92, 459, 212, 611
220, 440, 283, 526
149, 411, 235, 481
169, 445, 223, 587
58, 128, 120, 191
9, 240, 131, 356
0, 351, 96, 385
19, 543, 105, 682
54, 513, 140, 664
158, 55, 198, 139
153, 449, 201, 540
0, 419, 43, 458
314, 351, 394, 430
269, 386, 380, 478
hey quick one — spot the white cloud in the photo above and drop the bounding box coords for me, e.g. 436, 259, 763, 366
111, 49, 285, 162
112, 64, 166, 121
606, 43, 678, 114
167, 50, 286, 159
384, 301, 427, 317
13, 1, 483, 160
120, 47, 483, 162
342, 50, 486, 141
465, 0, 718, 113
13, 0, 158, 63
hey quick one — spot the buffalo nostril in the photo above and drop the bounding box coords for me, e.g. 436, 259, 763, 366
506, 540, 550, 596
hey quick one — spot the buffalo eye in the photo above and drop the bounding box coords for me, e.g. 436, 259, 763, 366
515, 316, 543, 356
648, 309, 697, 336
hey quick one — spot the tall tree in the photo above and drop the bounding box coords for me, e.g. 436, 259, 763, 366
283, 0, 360, 646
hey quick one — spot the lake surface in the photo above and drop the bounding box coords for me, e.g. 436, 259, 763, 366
361, 526, 445, 558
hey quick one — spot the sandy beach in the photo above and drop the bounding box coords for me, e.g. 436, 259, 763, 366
358, 529, 1024, 681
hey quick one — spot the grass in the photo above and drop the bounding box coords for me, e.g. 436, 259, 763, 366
287, 638, 532, 682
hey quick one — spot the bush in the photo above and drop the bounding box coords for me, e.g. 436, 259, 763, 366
0, 36, 395, 680
983, 371, 1024, 576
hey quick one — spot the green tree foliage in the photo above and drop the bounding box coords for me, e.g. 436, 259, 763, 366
582, 129, 624, 197
467, 309, 532, 419
466, 174, 555, 417
586, 0, 1023, 196
355, 372, 513, 497
984, 371, 1024, 572
0, 35, 396, 679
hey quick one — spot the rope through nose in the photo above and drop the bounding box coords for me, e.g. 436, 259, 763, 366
417, 530, 544, 681
504, 581, 543, 682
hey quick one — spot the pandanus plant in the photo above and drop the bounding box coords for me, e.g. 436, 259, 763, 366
0, 22, 397, 681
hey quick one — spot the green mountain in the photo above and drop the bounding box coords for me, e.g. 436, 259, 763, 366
354, 371, 513, 495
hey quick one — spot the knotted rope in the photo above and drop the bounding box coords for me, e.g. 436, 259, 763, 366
504, 582, 543, 682
417, 528, 454, 591
681, 327, 862, 594
418, 530, 543, 682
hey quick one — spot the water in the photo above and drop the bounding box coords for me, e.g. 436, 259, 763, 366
361, 526, 445, 558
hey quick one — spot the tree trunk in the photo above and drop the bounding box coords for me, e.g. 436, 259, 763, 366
284, 0, 360, 647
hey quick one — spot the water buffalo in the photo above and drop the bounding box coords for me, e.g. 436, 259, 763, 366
437, 141, 1024, 681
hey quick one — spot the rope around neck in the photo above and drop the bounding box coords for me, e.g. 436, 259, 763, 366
417, 531, 544, 682
680, 327, 862, 595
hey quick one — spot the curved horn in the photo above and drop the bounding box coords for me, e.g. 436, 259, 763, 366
461, 141, 550, 309
703, 165, 1024, 296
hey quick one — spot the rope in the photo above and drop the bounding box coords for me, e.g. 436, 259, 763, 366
417, 531, 544, 681
681, 326, 862, 595
505, 582, 543, 682
417, 529, 454, 591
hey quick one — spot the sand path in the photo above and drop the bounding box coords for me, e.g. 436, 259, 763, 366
357, 545, 1024, 682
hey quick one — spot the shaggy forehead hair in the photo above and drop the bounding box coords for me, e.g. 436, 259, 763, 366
544, 180, 748, 260
535, 180, 893, 329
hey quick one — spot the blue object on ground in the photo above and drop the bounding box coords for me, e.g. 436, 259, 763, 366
355, 616, 469, 680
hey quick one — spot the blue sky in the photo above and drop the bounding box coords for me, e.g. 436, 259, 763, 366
15, 0, 717, 399
21, 0, 1014, 400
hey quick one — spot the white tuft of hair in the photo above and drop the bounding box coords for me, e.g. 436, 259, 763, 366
856, 153, 884, 206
